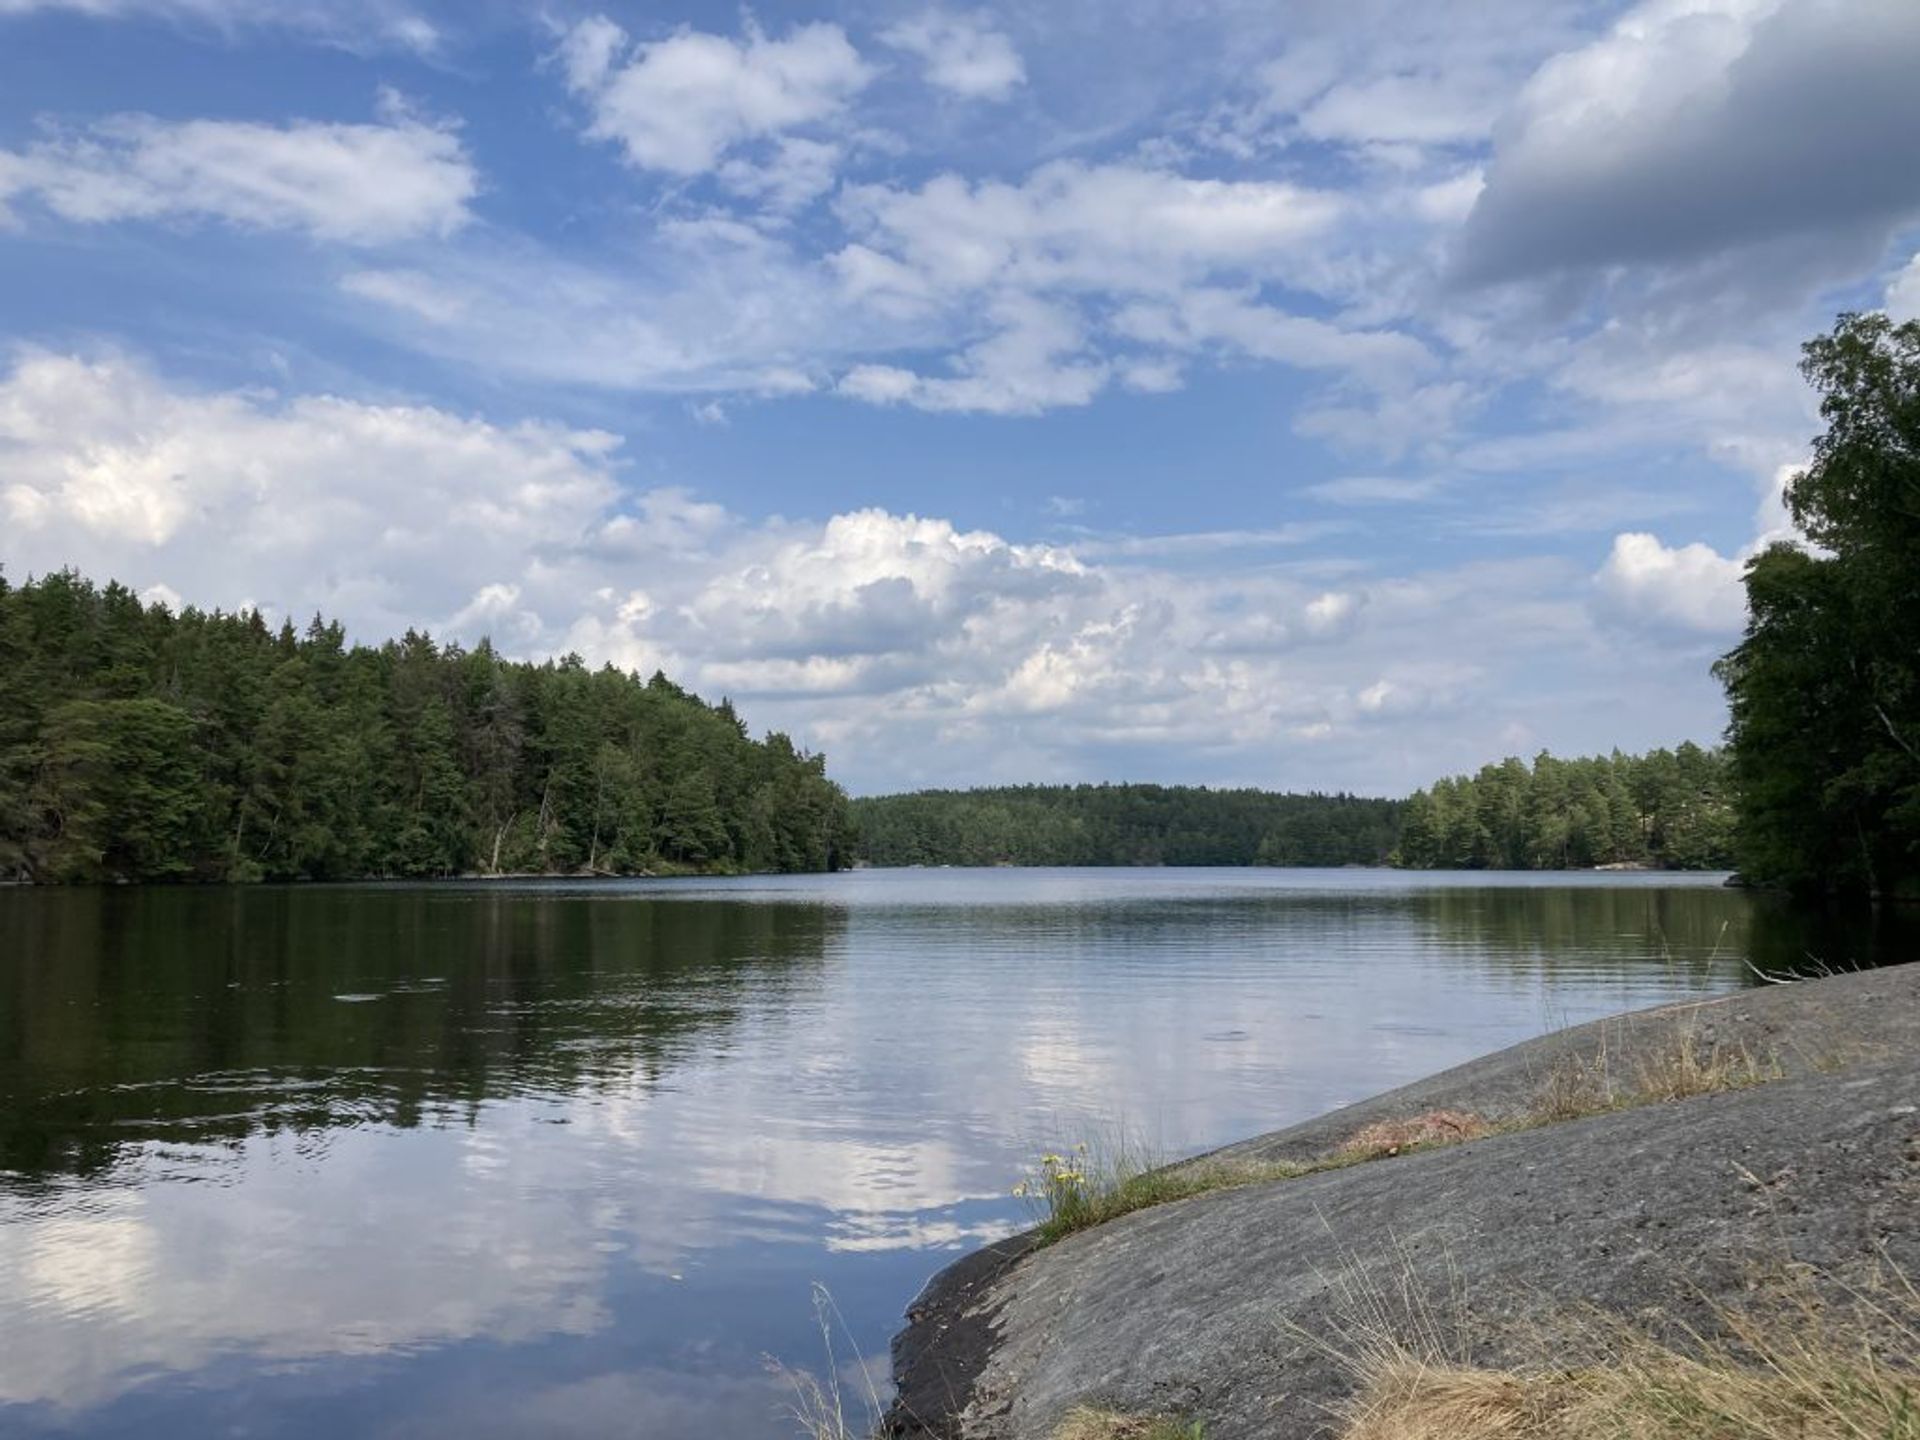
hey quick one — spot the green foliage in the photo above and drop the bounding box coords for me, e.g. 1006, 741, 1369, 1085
850, 783, 1403, 868
0, 569, 851, 883
1717, 312, 1920, 898
1392, 746, 1733, 871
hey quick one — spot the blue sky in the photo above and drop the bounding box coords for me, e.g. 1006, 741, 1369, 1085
3, 0, 1918, 794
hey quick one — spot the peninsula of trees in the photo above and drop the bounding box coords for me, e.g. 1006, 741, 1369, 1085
1393, 745, 1733, 871
0, 571, 852, 884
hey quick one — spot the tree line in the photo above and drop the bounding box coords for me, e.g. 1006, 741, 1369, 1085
850, 752, 1737, 873
0, 570, 852, 883
1391, 745, 1733, 871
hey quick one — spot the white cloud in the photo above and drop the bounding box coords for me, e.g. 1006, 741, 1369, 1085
1304, 475, 1444, 506
338, 225, 877, 394
0, 349, 618, 634
1593, 532, 1746, 634
0, 0, 441, 53
819, 161, 1429, 413
328, 152, 1412, 414
880, 10, 1026, 100
1297, 71, 1502, 148
1112, 288, 1432, 384
836, 161, 1343, 300
1887, 252, 1920, 321
716, 135, 843, 215
835, 294, 1107, 415
1409, 168, 1485, 225
1190, 1, 1591, 169
0, 111, 474, 242
559, 16, 871, 176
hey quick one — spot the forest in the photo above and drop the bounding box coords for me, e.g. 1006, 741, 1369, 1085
849, 784, 1403, 867
1390, 745, 1733, 871
0, 570, 852, 883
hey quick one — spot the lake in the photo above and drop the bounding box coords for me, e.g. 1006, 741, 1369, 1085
0, 869, 1903, 1439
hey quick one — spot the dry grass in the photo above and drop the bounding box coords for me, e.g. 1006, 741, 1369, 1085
1340, 1110, 1491, 1161
1527, 1019, 1781, 1126
776, 1283, 888, 1440
1052, 1405, 1204, 1439
1335, 1267, 1920, 1440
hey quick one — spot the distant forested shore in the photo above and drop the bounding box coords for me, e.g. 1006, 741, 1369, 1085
849, 748, 1734, 872
0, 570, 852, 883
850, 785, 1403, 868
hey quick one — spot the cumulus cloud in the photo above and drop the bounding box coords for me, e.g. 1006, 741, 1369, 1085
558, 15, 871, 176
1459, 0, 1920, 284
0, 111, 474, 242
880, 10, 1026, 100
0, 349, 619, 635
1593, 532, 1746, 634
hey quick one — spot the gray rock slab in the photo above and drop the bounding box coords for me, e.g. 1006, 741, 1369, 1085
888, 962, 1920, 1440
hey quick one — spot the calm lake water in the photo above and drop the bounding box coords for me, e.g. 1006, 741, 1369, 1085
0, 869, 1906, 1438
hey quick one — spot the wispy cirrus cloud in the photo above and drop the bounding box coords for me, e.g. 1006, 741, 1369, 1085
0, 108, 474, 242
0, 0, 441, 52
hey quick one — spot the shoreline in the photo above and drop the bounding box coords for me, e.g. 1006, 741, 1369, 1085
0, 864, 851, 889
885, 962, 1920, 1439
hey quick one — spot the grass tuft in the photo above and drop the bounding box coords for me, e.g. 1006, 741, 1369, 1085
1016, 1138, 1307, 1246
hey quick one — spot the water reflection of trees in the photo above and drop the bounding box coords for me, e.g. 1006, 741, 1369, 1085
1407, 887, 1754, 969
0, 886, 841, 1184
1402, 887, 1909, 982
840, 884, 1908, 991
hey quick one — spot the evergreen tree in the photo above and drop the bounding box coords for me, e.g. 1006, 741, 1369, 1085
1717, 312, 1920, 897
